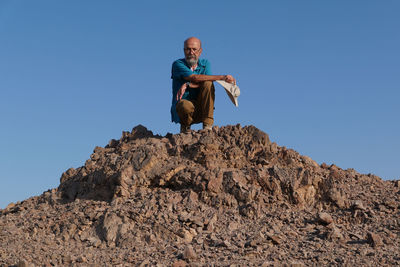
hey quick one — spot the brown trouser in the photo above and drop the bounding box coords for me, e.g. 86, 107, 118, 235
176, 81, 215, 127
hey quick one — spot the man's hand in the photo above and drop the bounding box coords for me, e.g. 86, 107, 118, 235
177, 83, 187, 101
224, 75, 236, 85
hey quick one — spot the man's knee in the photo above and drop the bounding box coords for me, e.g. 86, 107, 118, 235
202, 81, 213, 89
176, 99, 195, 115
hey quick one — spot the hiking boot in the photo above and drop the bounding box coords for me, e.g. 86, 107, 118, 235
180, 124, 191, 133
202, 123, 212, 131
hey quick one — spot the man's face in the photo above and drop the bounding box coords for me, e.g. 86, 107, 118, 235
184, 39, 202, 67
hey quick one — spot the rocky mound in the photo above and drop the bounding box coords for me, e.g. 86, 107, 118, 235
1, 125, 399, 266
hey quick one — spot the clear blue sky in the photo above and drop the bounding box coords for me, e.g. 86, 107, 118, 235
1, 1, 399, 208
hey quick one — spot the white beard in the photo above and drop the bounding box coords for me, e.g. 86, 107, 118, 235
186, 57, 198, 67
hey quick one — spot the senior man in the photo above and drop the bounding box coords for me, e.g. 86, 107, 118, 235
171, 37, 236, 133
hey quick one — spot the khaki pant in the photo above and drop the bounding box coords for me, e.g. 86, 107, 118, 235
176, 81, 215, 126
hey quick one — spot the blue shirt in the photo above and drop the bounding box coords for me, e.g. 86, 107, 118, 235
170, 58, 211, 123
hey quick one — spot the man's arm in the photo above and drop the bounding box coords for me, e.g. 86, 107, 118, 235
177, 74, 236, 100
184, 74, 236, 85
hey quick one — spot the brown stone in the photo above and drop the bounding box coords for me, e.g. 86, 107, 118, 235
183, 245, 197, 260
76, 256, 87, 263
102, 212, 123, 244
327, 225, 344, 241
367, 232, 383, 247
352, 200, 366, 211
268, 234, 282, 245
178, 228, 194, 243
172, 260, 187, 267
290, 261, 305, 267
207, 175, 223, 193
318, 212, 334, 225
294, 185, 316, 206
17, 260, 34, 267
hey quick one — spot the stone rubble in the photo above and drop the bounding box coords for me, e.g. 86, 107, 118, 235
0, 124, 399, 266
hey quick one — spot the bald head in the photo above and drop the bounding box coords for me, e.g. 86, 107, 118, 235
183, 37, 203, 67
184, 37, 202, 48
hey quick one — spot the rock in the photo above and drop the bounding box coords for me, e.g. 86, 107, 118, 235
178, 228, 194, 243
207, 175, 223, 193
183, 245, 197, 260
261, 261, 277, 267
87, 236, 102, 247
367, 232, 383, 247
6, 202, 16, 210
76, 255, 87, 263
328, 188, 347, 208
268, 234, 282, 245
17, 260, 34, 267
222, 239, 231, 247
352, 200, 366, 211
145, 233, 156, 244
294, 185, 316, 206
301, 155, 319, 168
139, 259, 151, 267
107, 139, 119, 148
172, 260, 187, 267
239, 204, 257, 218
318, 212, 334, 225
102, 212, 123, 244
326, 224, 343, 241
349, 232, 363, 240
63, 255, 73, 265
290, 261, 305, 267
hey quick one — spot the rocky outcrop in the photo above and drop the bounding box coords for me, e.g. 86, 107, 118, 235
57, 124, 348, 211
0, 125, 399, 266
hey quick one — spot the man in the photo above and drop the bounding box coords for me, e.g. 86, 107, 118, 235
171, 37, 236, 133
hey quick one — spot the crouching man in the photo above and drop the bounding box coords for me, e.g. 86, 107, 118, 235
171, 37, 236, 133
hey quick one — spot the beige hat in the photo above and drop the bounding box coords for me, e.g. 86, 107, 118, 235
216, 80, 240, 107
